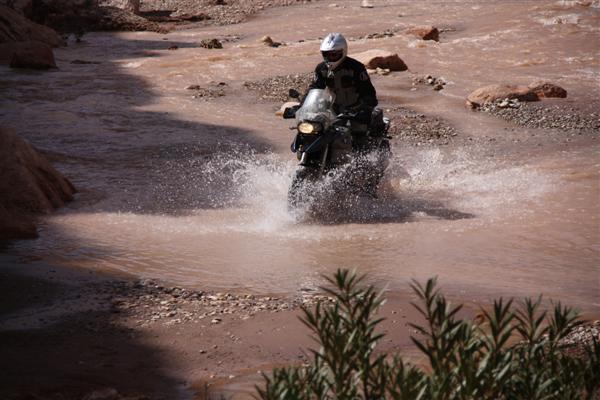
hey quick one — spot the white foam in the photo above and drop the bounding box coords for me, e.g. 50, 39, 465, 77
393, 148, 554, 215
122, 61, 145, 68
538, 13, 581, 25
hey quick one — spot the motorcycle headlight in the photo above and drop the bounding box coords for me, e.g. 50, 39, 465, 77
298, 122, 320, 134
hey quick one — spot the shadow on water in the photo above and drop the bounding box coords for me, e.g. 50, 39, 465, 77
0, 34, 274, 216
302, 191, 475, 225
0, 33, 277, 399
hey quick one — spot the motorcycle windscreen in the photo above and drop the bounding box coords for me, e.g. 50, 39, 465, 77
296, 89, 335, 122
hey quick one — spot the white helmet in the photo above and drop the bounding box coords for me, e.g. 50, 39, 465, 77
320, 32, 347, 70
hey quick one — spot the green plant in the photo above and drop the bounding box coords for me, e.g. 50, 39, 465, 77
256, 269, 599, 400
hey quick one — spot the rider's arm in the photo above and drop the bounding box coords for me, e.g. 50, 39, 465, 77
354, 62, 378, 108
308, 63, 327, 90
299, 63, 327, 106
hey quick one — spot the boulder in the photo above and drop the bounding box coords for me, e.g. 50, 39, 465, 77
0, 0, 33, 15
8, 40, 57, 69
0, 5, 64, 47
466, 84, 538, 108
406, 25, 439, 41
352, 50, 408, 71
0, 204, 38, 240
0, 128, 76, 240
527, 81, 567, 98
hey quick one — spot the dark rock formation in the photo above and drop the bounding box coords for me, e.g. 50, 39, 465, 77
0, 4, 63, 46
0, 128, 76, 240
7, 40, 56, 68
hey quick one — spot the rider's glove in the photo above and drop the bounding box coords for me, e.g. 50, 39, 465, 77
353, 105, 373, 124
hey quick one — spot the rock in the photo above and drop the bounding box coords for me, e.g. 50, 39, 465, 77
0, 204, 37, 239
375, 67, 391, 75
527, 81, 567, 98
168, 45, 178, 50
360, 0, 374, 8
0, 128, 75, 240
260, 35, 281, 47
8, 40, 57, 69
406, 25, 440, 41
466, 84, 538, 108
275, 101, 300, 117
498, 99, 511, 108
0, 5, 64, 48
200, 38, 222, 49
433, 83, 444, 91
261, 35, 274, 45
352, 49, 408, 71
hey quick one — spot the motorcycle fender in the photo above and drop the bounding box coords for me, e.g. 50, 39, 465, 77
304, 135, 327, 154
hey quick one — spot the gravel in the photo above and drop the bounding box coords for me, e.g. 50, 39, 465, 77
186, 82, 228, 99
88, 278, 334, 327
243, 72, 313, 102
140, 0, 320, 26
386, 106, 458, 145
481, 100, 600, 134
411, 74, 447, 91
560, 320, 600, 358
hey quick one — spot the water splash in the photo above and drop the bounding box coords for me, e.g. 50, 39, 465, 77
390, 148, 554, 216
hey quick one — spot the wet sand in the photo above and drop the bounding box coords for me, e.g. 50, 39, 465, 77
1, 0, 599, 398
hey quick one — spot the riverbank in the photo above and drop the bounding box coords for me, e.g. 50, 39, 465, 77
2, 254, 598, 399
1, 256, 436, 400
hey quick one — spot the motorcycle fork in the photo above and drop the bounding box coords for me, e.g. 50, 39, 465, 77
319, 145, 330, 176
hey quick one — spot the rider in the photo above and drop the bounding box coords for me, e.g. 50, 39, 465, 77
308, 32, 379, 144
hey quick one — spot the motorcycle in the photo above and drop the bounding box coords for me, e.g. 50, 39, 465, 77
283, 88, 392, 211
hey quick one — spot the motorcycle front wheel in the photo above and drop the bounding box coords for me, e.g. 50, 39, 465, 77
288, 166, 318, 210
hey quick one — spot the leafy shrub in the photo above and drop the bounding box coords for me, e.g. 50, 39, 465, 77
256, 269, 599, 400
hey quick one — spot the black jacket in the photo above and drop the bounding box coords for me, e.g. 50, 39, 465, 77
308, 56, 378, 111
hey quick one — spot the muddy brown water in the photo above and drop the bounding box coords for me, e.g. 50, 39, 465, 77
1, 0, 599, 317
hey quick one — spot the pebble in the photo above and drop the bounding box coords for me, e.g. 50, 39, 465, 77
244, 73, 313, 102
387, 106, 458, 145
481, 101, 600, 133
412, 74, 446, 90
91, 277, 338, 327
